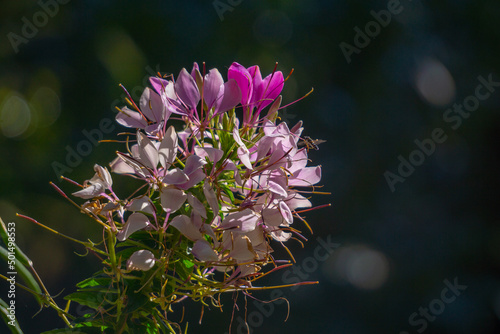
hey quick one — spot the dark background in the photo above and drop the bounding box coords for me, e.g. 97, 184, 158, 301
1, 0, 500, 333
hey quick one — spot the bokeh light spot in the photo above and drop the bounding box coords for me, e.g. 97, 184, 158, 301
1, 93, 31, 138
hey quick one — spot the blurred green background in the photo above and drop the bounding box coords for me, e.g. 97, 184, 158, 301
1, 0, 500, 333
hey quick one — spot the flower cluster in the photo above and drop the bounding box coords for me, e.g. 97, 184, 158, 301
60, 62, 324, 332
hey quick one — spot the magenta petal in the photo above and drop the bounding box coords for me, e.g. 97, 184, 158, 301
192, 239, 218, 262
117, 213, 150, 241
150, 77, 170, 95
256, 71, 284, 112
160, 188, 187, 213
214, 79, 241, 115
228, 62, 253, 106
175, 68, 200, 109
203, 68, 223, 109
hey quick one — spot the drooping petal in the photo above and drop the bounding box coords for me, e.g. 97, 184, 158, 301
72, 182, 105, 199
194, 146, 224, 164
177, 169, 206, 190
117, 213, 151, 241
187, 193, 207, 218
160, 188, 187, 213
127, 195, 155, 215
284, 192, 312, 210
183, 155, 207, 175
288, 166, 322, 186
233, 128, 252, 169
170, 215, 202, 241
127, 250, 156, 271
192, 239, 218, 262
175, 68, 200, 110
116, 107, 148, 129
109, 156, 136, 175
203, 181, 219, 216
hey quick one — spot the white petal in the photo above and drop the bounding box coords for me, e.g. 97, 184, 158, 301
127, 250, 156, 271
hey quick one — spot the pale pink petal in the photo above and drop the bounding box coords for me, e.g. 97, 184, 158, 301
116, 107, 147, 129
175, 68, 200, 109
160, 188, 187, 213
261, 208, 283, 227
128, 195, 155, 215
188, 193, 207, 218
203, 181, 219, 216
183, 155, 207, 175
159, 125, 178, 169
170, 215, 202, 241
137, 132, 158, 169
279, 201, 293, 225
289, 166, 322, 186
221, 209, 259, 232
117, 213, 151, 241
192, 239, 218, 262
163, 168, 189, 185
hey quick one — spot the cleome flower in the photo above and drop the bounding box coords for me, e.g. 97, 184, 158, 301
61, 61, 328, 333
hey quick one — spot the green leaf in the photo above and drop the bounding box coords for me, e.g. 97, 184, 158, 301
76, 277, 112, 289
0, 246, 43, 305
64, 290, 116, 310
0, 217, 32, 267
219, 183, 235, 203
0, 297, 23, 334
41, 328, 112, 334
